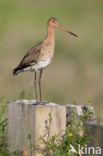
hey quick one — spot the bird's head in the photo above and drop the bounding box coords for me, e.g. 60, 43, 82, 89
48, 17, 77, 37
48, 17, 59, 27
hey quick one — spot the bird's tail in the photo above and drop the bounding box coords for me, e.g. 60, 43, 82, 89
13, 67, 20, 75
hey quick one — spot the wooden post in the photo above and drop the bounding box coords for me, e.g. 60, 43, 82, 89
8, 100, 66, 155
8, 100, 96, 156
66, 104, 96, 125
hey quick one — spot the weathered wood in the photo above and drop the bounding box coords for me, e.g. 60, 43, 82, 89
66, 104, 96, 125
8, 100, 66, 155
8, 100, 96, 156
84, 122, 103, 155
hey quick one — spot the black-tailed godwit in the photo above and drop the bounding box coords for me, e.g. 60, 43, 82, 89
13, 17, 77, 102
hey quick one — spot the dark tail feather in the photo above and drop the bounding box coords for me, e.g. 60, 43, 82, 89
13, 64, 29, 75
13, 67, 19, 75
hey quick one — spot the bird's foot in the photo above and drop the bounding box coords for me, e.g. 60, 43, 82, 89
38, 100, 48, 105
33, 100, 49, 105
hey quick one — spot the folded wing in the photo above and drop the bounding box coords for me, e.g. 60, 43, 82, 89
13, 41, 43, 75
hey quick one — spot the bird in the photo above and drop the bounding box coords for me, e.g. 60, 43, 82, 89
13, 17, 77, 103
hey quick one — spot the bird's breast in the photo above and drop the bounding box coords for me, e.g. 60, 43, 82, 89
40, 45, 54, 61
32, 47, 54, 71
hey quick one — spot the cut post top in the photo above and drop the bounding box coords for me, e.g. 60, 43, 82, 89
8, 99, 60, 106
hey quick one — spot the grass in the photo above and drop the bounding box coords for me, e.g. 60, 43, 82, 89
0, 97, 9, 155
0, 0, 103, 122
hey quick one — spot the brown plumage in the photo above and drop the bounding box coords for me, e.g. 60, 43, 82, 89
13, 41, 43, 75
13, 17, 77, 102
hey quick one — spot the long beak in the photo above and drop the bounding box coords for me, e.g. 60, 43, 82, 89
57, 24, 78, 37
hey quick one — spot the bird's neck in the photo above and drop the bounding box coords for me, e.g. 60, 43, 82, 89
46, 25, 55, 44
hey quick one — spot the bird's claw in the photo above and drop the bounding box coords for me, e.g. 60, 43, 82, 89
33, 100, 48, 105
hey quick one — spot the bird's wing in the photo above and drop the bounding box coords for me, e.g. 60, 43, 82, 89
14, 41, 43, 72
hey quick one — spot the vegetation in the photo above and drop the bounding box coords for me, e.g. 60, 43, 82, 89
0, 97, 10, 155
35, 110, 92, 156
0, 98, 19, 156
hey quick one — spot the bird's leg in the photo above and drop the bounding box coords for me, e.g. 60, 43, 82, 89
34, 71, 38, 102
39, 70, 43, 102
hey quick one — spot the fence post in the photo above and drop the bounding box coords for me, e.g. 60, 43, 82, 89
8, 100, 96, 156
8, 100, 66, 155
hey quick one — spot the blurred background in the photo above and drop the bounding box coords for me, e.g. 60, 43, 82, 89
0, 0, 103, 121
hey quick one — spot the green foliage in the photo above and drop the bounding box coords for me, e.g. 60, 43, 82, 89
0, 98, 20, 155
0, 97, 11, 155
37, 111, 90, 156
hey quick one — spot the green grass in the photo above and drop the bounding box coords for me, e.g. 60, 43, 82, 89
0, 97, 9, 155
